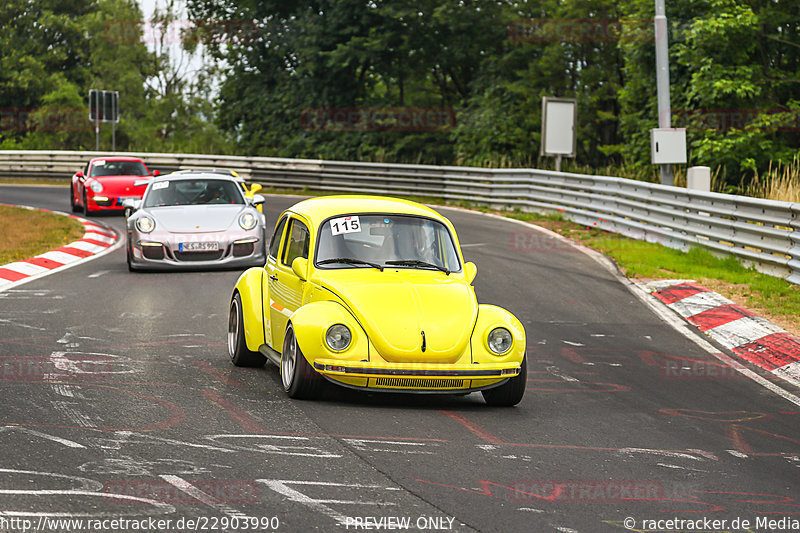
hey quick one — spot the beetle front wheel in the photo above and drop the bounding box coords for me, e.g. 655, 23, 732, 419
281, 324, 322, 399
482, 356, 527, 407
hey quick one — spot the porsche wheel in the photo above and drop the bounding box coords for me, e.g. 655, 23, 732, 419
70, 185, 79, 212
126, 242, 136, 272
81, 190, 90, 217
281, 324, 322, 399
482, 356, 527, 407
228, 293, 266, 367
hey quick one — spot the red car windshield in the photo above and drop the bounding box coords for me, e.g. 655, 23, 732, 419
90, 160, 148, 177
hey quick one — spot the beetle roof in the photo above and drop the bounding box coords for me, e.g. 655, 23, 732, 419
287, 195, 448, 224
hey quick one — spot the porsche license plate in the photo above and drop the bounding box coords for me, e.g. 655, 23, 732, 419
179, 242, 218, 252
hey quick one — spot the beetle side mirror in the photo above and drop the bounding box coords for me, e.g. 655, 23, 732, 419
464, 262, 477, 284
249, 183, 263, 194
291, 257, 308, 281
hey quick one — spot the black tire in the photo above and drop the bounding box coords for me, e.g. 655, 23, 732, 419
482, 356, 527, 407
82, 190, 90, 217
227, 293, 266, 367
126, 241, 136, 272
70, 185, 79, 212
281, 324, 323, 399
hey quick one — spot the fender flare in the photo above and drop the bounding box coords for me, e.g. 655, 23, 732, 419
289, 300, 368, 360
231, 267, 265, 352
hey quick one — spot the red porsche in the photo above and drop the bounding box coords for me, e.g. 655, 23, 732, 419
70, 157, 159, 215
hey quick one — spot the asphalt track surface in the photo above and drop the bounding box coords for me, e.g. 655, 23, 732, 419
1, 185, 800, 533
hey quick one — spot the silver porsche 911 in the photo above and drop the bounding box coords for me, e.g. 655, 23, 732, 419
125, 172, 267, 271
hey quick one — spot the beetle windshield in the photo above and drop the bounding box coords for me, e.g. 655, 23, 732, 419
316, 214, 461, 272
143, 179, 245, 207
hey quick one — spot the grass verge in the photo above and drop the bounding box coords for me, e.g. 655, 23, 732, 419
0, 205, 85, 264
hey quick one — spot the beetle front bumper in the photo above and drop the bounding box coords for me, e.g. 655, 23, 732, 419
311, 359, 521, 393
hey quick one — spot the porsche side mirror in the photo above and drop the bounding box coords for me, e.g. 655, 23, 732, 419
291, 257, 308, 281
464, 262, 477, 284
76, 171, 84, 178
250, 194, 266, 206
152, 170, 160, 177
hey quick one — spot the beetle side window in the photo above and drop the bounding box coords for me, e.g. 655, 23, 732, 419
282, 219, 310, 267
268, 217, 288, 258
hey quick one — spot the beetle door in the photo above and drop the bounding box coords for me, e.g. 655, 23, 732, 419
266, 217, 310, 351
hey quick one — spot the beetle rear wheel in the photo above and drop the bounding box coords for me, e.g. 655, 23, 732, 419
228, 293, 266, 367
281, 324, 322, 399
482, 356, 527, 407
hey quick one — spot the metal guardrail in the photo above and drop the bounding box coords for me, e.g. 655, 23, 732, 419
2, 149, 799, 284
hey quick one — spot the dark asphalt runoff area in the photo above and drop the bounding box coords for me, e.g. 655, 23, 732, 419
1, 184, 800, 533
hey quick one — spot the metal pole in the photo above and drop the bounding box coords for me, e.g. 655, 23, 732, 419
655, 0, 673, 186
555, 154, 562, 172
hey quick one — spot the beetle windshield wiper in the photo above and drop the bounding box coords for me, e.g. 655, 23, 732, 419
317, 257, 384, 271
385, 260, 450, 275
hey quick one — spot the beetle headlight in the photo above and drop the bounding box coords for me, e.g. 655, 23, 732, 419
89, 180, 103, 193
239, 212, 257, 230
325, 324, 351, 352
487, 327, 513, 355
136, 216, 155, 233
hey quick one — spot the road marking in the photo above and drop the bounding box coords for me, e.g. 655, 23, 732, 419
440, 411, 504, 445
160, 475, 248, 518
0, 426, 85, 448
257, 480, 398, 526
202, 389, 265, 432
87, 270, 109, 278
194, 362, 243, 386
206, 434, 343, 458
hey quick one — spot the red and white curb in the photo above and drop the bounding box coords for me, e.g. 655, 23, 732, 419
644, 279, 800, 389
0, 205, 119, 292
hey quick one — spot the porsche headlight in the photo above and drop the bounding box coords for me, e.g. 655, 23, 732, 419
487, 327, 513, 355
239, 212, 257, 230
136, 216, 155, 233
89, 180, 103, 193
325, 324, 351, 352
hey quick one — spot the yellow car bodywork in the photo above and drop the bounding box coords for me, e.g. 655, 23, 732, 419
230, 195, 526, 402
241, 181, 264, 213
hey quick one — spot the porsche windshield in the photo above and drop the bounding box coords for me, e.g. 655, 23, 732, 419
143, 179, 245, 207
316, 214, 461, 273
90, 160, 148, 177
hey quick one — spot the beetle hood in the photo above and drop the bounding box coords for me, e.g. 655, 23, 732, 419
320, 270, 477, 363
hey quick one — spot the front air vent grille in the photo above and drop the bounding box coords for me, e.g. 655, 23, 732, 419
375, 377, 464, 388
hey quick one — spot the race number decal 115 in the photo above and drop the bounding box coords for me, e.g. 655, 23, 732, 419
330, 216, 361, 236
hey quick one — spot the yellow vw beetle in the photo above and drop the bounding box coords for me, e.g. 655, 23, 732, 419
227, 196, 527, 406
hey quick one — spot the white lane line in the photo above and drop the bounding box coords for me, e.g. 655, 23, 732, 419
257, 480, 398, 526
0, 426, 85, 448
160, 475, 248, 518
87, 270, 110, 278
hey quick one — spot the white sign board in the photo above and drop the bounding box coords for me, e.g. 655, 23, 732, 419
650, 128, 687, 164
541, 97, 577, 157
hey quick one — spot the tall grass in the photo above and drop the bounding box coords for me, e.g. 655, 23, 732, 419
745, 157, 800, 202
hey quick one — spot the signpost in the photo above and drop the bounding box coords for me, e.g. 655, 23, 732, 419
540, 97, 577, 172
89, 90, 120, 151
